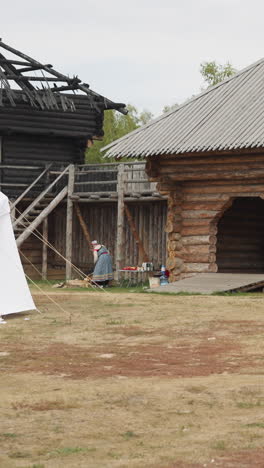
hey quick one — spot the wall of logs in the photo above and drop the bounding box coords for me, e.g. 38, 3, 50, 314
147, 151, 264, 281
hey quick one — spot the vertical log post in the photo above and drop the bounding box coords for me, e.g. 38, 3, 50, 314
41, 163, 51, 280
42, 217, 48, 280
66, 164, 75, 280
116, 164, 126, 280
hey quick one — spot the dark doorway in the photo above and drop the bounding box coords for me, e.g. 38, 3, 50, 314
216, 197, 264, 273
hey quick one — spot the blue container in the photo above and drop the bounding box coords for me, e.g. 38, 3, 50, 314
160, 265, 169, 286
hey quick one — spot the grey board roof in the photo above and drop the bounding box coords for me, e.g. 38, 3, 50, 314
103, 58, 264, 158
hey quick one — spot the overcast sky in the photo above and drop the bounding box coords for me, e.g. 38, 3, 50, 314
2, 0, 264, 116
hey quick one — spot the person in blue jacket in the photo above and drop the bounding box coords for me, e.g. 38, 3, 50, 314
91, 240, 113, 287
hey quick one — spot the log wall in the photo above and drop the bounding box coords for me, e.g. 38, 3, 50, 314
45, 200, 167, 277
148, 151, 264, 280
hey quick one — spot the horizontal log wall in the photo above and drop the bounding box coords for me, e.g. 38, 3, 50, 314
1, 134, 83, 199
0, 94, 104, 139
153, 152, 264, 280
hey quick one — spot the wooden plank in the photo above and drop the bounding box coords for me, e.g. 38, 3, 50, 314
183, 263, 217, 273
182, 201, 229, 211
182, 235, 216, 245
181, 225, 216, 236
116, 164, 126, 276
168, 168, 264, 181
13, 164, 71, 228
184, 184, 264, 194
159, 154, 264, 167
11, 164, 52, 209
74, 203, 91, 244
124, 204, 149, 263
16, 186, 68, 248
181, 210, 219, 219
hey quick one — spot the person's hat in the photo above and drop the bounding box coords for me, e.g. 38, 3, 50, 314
91, 240, 98, 245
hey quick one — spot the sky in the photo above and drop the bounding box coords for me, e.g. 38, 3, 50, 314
1, 0, 264, 116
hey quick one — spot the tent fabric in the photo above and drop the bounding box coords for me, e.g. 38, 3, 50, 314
0, 191, 11, 217
0, 192, 36, 316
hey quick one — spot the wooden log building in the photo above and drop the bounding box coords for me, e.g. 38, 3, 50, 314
0, 40, 167, 280
103, 58, 264, 281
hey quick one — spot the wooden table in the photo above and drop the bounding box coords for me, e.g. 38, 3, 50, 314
118, 270, 151, 287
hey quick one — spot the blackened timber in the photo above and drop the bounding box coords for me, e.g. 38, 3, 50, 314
3, 75, 74, 82
0, 94, 104, 139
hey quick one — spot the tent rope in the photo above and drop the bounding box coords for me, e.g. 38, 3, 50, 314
24, 272, 73, 323
14, 207, 100, 287
14, 206, 108, 293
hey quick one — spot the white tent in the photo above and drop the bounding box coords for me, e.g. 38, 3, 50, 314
0, 192, 36, 316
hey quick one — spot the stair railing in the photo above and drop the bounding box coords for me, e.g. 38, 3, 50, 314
13, 164, 71, 229
10, 163, 53, 210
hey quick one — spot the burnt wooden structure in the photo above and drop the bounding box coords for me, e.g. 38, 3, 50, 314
0, 41, 168, 280
0, 39, 126, 198
103, 59, 264, 281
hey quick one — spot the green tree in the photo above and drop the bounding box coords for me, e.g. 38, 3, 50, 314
200, 61, 236, 87
86, 105, 153, 163
162, 103, 179, 114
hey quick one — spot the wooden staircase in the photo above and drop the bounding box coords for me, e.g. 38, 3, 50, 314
12, 165, 70, 248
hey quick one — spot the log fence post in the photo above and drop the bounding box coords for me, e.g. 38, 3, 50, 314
66, 164, 75, 280
116, 164, 126, 280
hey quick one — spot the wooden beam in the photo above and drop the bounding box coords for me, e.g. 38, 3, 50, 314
3, 74, 69, 82
74, 203, 91, 244
16, 186, 68, 248
124, 204, 149, 263
116, 164, 126, 278
66, 165, 75, 280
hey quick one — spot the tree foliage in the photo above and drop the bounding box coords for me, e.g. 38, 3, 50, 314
200, 61, 236, 87
162, 103, 179, 114
85, 105, 153, 163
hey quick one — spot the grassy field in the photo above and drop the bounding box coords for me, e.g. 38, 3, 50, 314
1, 285, 264, 467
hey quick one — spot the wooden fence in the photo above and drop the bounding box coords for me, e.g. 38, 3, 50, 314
15, 162, 168, 279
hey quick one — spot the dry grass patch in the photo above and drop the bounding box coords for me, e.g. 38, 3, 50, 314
12, 397, 80, 412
